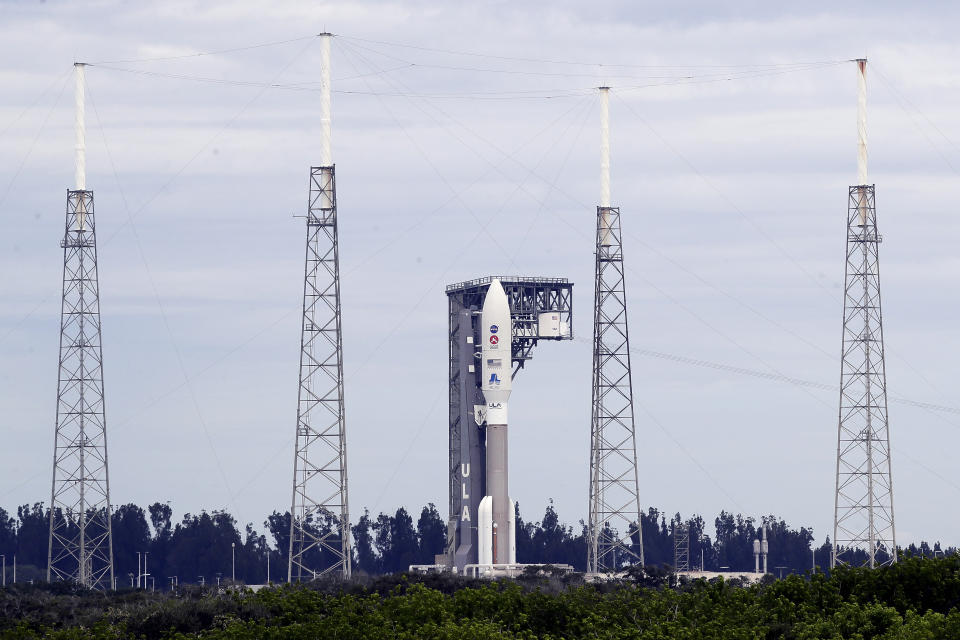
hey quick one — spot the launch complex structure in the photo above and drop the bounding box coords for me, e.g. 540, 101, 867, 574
287, 33, 351, 581
440, 85, 645, 576
38, 37, 898, 587
444, 276, 574, 574
831, 59, 896, 569
47, 63, 114, 590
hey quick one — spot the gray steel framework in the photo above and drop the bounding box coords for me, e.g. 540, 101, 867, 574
445, 276, 573, 572
588, 206, 644, 573
673, 522, 690, 573
288, 166, 351, 581
832, 185, 896, 568
47, 189, 114, 589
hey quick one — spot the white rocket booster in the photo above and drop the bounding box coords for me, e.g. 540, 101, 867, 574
478, 279, 516, 566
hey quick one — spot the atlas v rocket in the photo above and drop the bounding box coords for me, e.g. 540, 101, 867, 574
478, 279, 517, 566
446, 275, 572, 571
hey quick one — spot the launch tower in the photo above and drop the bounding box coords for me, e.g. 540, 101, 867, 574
288, 33, 351, 581
832, 59, 896, 568
587, 87, 644, 573
445, 276, 573, 572
47, 63, 115, 589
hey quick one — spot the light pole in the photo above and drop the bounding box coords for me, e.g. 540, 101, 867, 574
2, 554, 5, 587
136, 552, 142, 588
232, 542, 236, 583
144, 552, 150, 590
198, 576, 205, 587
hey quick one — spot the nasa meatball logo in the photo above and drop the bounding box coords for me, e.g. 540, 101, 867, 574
489, 335, 499, 345
489, 324, 499, 334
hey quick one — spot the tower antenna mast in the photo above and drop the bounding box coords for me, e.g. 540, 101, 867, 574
48, 62, 115, 589
832, 58, 897, 568
288, 33, 351, 581
587, 87, 644, 573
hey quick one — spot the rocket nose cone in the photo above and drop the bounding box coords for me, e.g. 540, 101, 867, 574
483, 279, 508, 310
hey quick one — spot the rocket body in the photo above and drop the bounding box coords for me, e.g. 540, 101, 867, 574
479, 279, 515, 566
481, 279, 511, 423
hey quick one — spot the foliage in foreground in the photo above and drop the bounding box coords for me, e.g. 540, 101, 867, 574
3, 556, 960, 638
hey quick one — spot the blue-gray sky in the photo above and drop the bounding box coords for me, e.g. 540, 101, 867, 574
2, 0, 960, 548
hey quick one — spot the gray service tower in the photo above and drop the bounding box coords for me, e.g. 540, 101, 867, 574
444, 276, 574, 572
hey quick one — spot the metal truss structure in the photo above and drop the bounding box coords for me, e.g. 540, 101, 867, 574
48, 189, 115, 589
446, 276, 574, 572
673, 522, 690, 573
288, 166, 351, 581
832, 184, 896, 568
588, 206, 644, 573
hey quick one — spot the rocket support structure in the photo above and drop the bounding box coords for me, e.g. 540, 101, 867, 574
445, 277, 573, 572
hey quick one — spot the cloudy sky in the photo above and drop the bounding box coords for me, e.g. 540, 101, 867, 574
2, 1, 960, 550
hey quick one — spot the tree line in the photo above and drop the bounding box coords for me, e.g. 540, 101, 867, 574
0, 501, 952, 586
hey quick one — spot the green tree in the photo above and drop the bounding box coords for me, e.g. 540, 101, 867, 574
352, 509, 377, 574
15, 504, 47, 571
374, 507, 418, 573
416, 503, 446, 565
111, 503, 151, 585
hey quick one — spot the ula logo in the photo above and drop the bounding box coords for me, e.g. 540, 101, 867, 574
489, 373, 502, 384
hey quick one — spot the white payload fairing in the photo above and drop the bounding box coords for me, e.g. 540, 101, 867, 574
478, 279, 516, 566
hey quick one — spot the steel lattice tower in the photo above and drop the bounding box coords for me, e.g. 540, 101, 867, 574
832, 59, 896, 569
673, 522, 690, 573
47, 63, 115, 589
588, 87, 644, 573
288, 34, 351, 581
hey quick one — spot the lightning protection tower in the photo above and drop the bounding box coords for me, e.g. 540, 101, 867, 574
47, 63, 115, 589
587, 87, 644, 573
832, 59, 896, 569
288, 33, 351, 581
